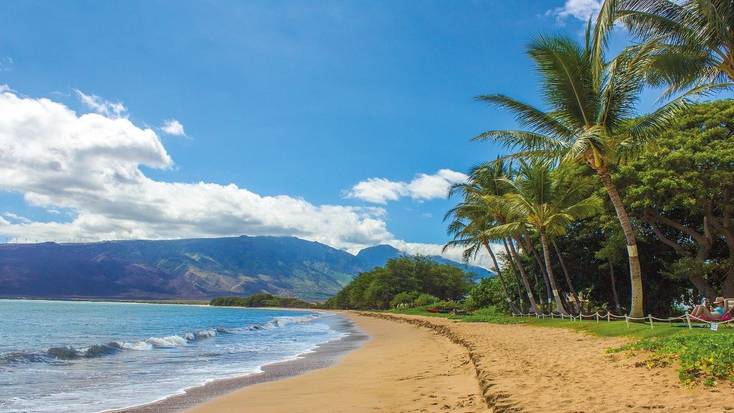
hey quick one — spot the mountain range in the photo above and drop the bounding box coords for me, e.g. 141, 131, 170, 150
0, 236, 493, 301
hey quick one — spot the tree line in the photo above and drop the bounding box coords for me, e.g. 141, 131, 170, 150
449, 0, 734, 318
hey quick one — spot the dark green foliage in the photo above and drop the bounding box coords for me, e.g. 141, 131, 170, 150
324, 256, 474, 310
465, 278, 508, 311
210, 293, 314, 308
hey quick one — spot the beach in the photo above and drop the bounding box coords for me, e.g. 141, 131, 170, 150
187, 312, 734, 413
188, 312, 486, 413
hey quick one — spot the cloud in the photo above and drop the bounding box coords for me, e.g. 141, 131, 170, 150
388, 240, 502, 271
0, 88, 393, 250
74, 89, 127, 118
548, 0, 602, 21
161, 119, 186, 136
2, 212, 31, 224
347, 169, 468, 204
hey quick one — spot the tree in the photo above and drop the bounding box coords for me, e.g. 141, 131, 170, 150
324, 256, 474, 310
617, 99, 734, 297
598, 0, 734, 99
446, 160, 541, 313
474, 28, 681, 317
490, 161, 602, 314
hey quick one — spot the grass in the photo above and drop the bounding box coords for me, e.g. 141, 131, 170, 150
388, 306, 734, 385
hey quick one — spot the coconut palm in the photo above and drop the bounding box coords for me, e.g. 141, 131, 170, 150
446, 161, 541, 313
489, 161, 602, 315
596, 0, 734, 99
474, 27, 681, 317
443, 200, 522, 314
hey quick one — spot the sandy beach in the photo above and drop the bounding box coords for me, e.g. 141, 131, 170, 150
188, 312, 486, 413
185, 312, 734, 413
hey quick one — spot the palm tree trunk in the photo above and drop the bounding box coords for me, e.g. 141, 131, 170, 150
502, 238, 526, 309
598, 170, 644, 318
506, 237, 540, 313
608, 259, 621, 313
482, 240, 520, 313
539, 231, 567, 314
520, 232, 553, 306
552, 239, 580, 313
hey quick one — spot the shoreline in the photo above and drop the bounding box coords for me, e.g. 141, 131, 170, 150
113, 313, 367, 413
187, 312, 487, 413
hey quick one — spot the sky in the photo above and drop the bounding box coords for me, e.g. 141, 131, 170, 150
0, 0, 626, 267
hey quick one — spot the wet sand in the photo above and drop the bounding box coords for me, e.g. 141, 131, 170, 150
116, 315, 366, 413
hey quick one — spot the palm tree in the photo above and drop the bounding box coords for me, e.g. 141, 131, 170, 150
596, 0, 734, 99
443, 199, 521, 314
474, 27, 681, 317
489, 161, 602, 314
446, 161, 541, 313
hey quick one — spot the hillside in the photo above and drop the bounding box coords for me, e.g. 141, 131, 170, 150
0, 236, 493, 301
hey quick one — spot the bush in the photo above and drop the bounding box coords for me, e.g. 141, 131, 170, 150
414, 293, 440, 307
433, 300, 462, 311
390, 291, 419, 308
467, 277, 507, 310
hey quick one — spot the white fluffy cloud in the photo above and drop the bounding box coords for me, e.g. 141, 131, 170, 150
347, 169, 468, 204
74, 89, 127, 118
161, 119, 186, 136
0, 89, 393, 250
549, 0, 602, 21
0, 88, 494, 270
388, 240, 502, 271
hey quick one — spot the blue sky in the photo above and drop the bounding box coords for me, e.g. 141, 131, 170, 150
0, 0, 643, 263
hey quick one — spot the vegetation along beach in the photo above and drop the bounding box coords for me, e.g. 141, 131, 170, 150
1, 0, 734, 412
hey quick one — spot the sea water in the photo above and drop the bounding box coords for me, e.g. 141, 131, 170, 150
0, 300, 345, 412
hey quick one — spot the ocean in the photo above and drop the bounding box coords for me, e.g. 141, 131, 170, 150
0, 300, 346, 413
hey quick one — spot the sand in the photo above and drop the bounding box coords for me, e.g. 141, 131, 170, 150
189, 312, 734, 413
363, 313, 734, 413
187, 313, 486, 413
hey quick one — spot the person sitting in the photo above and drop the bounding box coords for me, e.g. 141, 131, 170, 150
691, 297, 728, 321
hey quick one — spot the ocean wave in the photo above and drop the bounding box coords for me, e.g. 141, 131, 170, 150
1, 326, 224, 365
254, 314, 320, 330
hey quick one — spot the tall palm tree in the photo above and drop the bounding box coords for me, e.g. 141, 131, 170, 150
446, 161, 541, 313
489, 161, 602, 314
596, 0, 734, 99
474, 27, 681, 317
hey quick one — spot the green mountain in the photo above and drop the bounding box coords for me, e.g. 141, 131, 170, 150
0, 236, 492, 301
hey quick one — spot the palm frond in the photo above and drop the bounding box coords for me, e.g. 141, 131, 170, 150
475, 94, 574, 138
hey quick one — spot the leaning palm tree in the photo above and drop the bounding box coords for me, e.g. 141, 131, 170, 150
489, 161, 602, 314
443, 201, 522, 314
474, 27, 681, 317
446, 161, 541, 313
596, 0, 734, 99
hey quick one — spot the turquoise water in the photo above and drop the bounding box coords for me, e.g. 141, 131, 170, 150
0, 300, 344, 412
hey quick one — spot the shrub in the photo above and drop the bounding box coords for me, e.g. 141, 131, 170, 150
390, 291, 419, 308
414, 293, 440, 307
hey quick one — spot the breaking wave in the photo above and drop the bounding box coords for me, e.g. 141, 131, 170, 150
0, 313, 321, 367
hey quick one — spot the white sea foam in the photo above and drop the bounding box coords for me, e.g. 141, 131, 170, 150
145, 335, 188, 348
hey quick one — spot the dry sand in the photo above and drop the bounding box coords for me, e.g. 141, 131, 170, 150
187, 313, 486, 413
189, 312, 734, 413
364, 313, 734, 413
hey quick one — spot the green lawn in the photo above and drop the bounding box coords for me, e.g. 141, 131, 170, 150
388, 306, 734, 385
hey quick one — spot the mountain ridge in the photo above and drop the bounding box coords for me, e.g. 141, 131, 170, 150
0, 235, 493, 301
